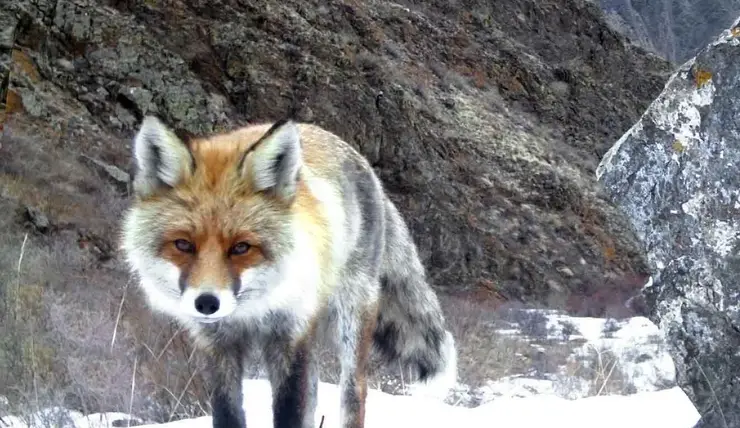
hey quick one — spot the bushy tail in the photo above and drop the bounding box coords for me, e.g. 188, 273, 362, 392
372, 198, 457, 398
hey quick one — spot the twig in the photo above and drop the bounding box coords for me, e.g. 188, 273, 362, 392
186, 340, 198, 363
398, 361, 406, 393
30, 324, 39, 416
128, 355, 138, 428
14, 233, 28, 321
694, 357, 728, 428
111, 279, 132, 351
157, 327, 184, 360
590, 344, 618, 396
194, 397, 208, 417
140, 342, 157, 358
16, 233, 28, 273
596, 358, 618, 396
168, 369, 199, 422
160, 386, 181, 402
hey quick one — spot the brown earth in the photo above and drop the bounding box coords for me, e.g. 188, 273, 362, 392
0, 0, 673, 421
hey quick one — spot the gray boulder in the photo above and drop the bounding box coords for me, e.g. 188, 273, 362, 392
597, 18, 740, 427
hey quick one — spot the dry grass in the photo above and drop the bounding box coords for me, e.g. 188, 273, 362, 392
0, 143, 210, 424
441, 296, 536, 389
0, 227, 218, 424
554, 343, 633, 398
0, 227, 136, 420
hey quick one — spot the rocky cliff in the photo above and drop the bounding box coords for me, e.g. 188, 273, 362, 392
598, 0, 740, 63
1, 0, 672, 419
1, 0, 674, 312
597, 18, 740, 427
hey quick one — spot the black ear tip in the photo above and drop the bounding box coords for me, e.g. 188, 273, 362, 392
259, 116, 300, 144
270, 117, 296, 132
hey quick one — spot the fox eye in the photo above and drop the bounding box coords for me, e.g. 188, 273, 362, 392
229, 242, 250, 256
174, 239, 195, 253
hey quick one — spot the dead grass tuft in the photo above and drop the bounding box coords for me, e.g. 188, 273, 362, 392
555, 343, 634, 398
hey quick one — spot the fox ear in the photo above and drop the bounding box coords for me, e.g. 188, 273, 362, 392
131, 116, 194, 198
240, 119, 302, 203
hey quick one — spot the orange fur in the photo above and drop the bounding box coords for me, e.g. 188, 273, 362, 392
145, 123, 339, 293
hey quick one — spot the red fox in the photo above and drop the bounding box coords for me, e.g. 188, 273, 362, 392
120, 115, 457, 428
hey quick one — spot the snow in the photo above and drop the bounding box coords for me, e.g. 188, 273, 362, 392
1, 313, 701, 428
494, 310, 676, 397
0, 410, 143, 428
474, 375, 560, 399
1, 379, 700, 428
545, 314, 676, 393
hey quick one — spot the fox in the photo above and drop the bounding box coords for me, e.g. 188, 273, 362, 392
120, 115, 457, 428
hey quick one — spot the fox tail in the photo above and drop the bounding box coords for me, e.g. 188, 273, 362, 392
372, 198, 458, 399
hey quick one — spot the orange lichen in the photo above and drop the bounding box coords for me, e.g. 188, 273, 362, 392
11, 49, 41, 83
693, 68, 712, 88
5, 90, 24, 114
603, 246, 616, 261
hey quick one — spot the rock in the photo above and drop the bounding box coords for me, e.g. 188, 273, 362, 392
0, 13, 16, 50
0, 11, 16, 85
24, 206, 50, 233
547, 279, 563, 293
77, 231, 113, 262
557, 266, 575, 278
117, 85, 154, 117
597, 18, 740, 427
80, 155, 131, 193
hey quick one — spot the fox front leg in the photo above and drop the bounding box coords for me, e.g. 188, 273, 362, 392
264, 333, 320, 428
204, 343, 247, 428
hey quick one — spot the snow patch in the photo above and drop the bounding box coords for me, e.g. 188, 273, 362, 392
2, 380, 700, 428
479, 376, 557, 399
0, 409, 143, 428
494, 310, 677, 398
550, 315, 675, 393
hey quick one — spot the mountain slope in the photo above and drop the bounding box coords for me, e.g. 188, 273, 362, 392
598, 0, 740, 63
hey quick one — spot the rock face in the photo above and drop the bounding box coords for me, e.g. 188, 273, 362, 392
598, 0, 740, 63
597, 18, 740, 427
1, 0, 672, 307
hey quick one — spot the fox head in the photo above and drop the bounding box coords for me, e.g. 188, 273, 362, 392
121, 116, 325, 325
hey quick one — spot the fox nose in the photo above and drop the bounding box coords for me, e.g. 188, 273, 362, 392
194, 293, 220, 315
